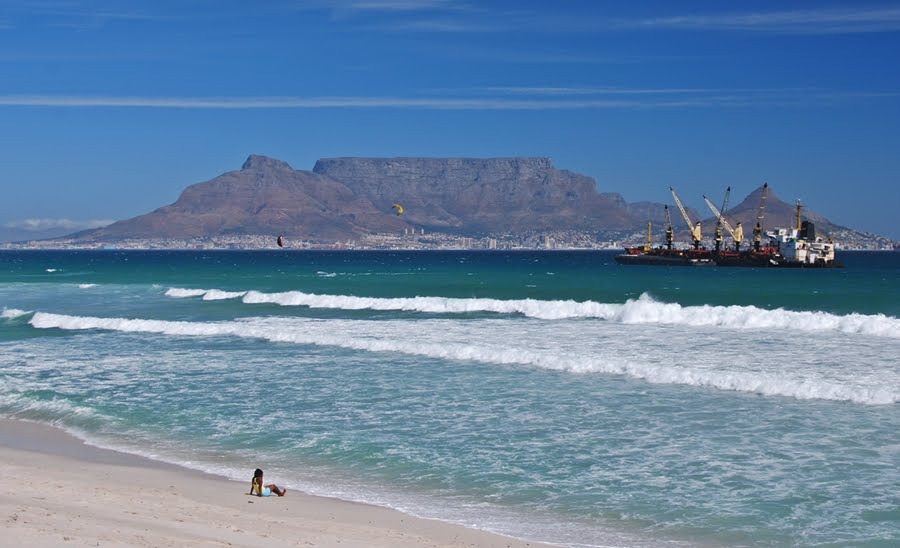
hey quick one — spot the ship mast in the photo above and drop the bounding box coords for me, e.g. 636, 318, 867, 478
664, 205, 674, 250
753, 183, 768, 251
645, 219, 652, 251
712, 187, 731, 252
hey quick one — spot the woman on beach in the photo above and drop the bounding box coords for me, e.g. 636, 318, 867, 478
250, 468, 286, 497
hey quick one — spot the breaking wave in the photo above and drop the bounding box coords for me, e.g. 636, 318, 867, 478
166, 287, 900, 338
165, 287, 247, 300
27, 312, 899, 405
1, 308, 30, 319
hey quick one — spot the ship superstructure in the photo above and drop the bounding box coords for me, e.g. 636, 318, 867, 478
765, 201, 837, 266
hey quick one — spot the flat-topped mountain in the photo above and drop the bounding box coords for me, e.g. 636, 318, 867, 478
76, 155, 640, 242
312, 157, 633, 234
67, 154, 861, 245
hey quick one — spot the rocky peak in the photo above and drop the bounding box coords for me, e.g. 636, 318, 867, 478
241, 155, 294, 172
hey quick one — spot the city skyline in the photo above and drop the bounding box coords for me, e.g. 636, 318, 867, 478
2, 1, 899, 238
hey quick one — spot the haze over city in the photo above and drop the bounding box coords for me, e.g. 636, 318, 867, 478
2, 1, 899, 238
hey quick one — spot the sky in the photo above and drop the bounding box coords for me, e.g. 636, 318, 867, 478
2, 0, 899, 239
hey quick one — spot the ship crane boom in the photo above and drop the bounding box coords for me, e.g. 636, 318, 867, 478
669, 187, 703, 249
670, 187, 702, 249
703, 195, 744, 250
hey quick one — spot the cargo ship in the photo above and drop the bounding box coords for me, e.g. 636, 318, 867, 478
615, 246, 714, 266
614, 185, 842, 268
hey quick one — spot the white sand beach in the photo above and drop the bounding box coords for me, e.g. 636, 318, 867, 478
0, 419, 549, 547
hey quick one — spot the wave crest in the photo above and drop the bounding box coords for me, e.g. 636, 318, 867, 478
161, 288, 900, 338
27, 311, 899, 405
165, 287, 247, 300
2, 308, 31, 319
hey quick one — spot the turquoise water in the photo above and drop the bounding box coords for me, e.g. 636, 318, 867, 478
1, 250, 898, 546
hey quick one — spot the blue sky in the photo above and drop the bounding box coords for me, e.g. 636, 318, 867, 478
2, 0, 899, 238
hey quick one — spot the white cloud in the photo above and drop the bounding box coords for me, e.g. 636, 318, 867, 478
0, 88, 895, 111
344, 0, 461, 12
4, 218, 115, 231
628, 7, 900, 34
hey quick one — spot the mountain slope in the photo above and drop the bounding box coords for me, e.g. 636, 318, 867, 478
78, 155, 404, 241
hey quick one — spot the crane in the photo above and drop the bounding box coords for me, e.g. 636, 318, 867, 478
703, 191, 745, 251
753, 183, 768, 251
643, 219, 652, 251
670, 187, 702, 249
664, 205, 674, 250
710, 187, 731, 252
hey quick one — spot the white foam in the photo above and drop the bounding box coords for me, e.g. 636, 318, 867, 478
1, 308, 30, 319
164, 287, 246, 300
45, 268, 58, 273
242, 289, 621, 319
202, 289, 247, 300
165, 287, 207, 298
78, 283, 97, 289
235, 290, 900, 339
0, 391, 102, 421
27, 312, 899, 405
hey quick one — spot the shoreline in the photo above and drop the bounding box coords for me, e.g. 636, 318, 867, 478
0, 418, 552, 547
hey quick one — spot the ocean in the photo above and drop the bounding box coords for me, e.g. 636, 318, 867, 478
1, 249, 898, 547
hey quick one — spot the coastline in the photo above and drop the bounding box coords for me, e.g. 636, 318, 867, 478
0, 418, 551, 547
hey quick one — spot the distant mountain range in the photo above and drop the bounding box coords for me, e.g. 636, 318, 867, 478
20, 154, 886, 247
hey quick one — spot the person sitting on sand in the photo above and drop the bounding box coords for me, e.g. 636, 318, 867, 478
250, 468, 286, 497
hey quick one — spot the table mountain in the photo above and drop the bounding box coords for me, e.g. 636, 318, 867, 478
76, 155, 639, 242
312, 157, 634, 234
70, 154, 850, 244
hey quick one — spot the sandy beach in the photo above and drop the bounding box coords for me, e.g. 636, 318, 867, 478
0, 419, 549, 547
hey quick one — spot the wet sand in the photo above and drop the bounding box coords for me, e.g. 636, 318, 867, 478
0, 419, 550, 547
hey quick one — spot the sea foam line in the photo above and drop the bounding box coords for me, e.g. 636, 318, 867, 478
166, 287, 900, 338
165, 287, 247, 300
2, 308, 31, 319
27, 312, 898, 405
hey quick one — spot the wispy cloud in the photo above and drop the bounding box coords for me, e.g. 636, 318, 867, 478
0, 94, 639, 109
341, 0, 466, 12
305, 0, 493, 32
4, 218, 115, 231
6, 2, 177, 32
375, 17, 500, 32
482, 86, 731, 96
306, 4, 900, 35
0, 88, 896, 111
626, 7, 900, 34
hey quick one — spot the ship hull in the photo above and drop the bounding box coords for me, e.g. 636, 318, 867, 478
614, 251, 714, 266
713, 251, 843, 268
615, 249, 843, 268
